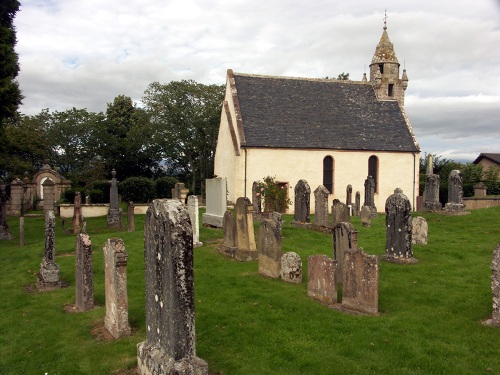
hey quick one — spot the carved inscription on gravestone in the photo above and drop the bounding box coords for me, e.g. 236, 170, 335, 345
258, 219, 282, 279
307, 255, 337, 305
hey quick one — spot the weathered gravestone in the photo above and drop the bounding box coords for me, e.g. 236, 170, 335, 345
9, 178, 23, 216
382, 188, 417, 264
37, 210, 62, 291
422, 154, 441, 212
127, 201, 135, 232
19, 216, 24, 247
235, 197, 257, 261
188, 195, 202, 247
257, 219, 282, 279
73, 192, 82, 234
342, 247, 379, 315
220, 210, 237, 257
362, 175, 377, 217
412, 217, 428, 245
172, 182, 189, 204
202, 177, 227, 228
252, 181, 262, 215
307, 255, 337, 305
346, 184, 352, 208
0, 184, 12, 240
332, 199, 349, 228
484, 244, 500, 327
137, 199, 208, 375
355, 191, 361, 217
360, 205, 372, 227
281, 252, 302, 284
314, 185, 330, 228
75, 233, 94, 312
104, 238, 131, 339
42, 178, 55, 214
107, 169, 123, 228
445, 170, 466, 212
294, 179, 310, 223
333, 222, 358, 284
269, 212, 283, 235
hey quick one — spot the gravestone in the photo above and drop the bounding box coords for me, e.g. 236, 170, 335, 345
362, 176, 377, 217
75, 233, 94, 312
269, 212, 283, 235
42, 178, 55, 213
331, 199, 349, 228
137, 199, 208, 374
474, 182, 487, 197
445, 170, 466, 212
0, 184, 12, 240
314, 185, 329, 227
257, 219, 282, 279
188, 195, 202, 247
19, 217, 24, 247
294, 179, 310, 223
9, 178, 23, 216
342, 247, 379, 315
281, 252, 302, 284
346, 184, 352, 207
426, 154, 433, 175
202, 178, 227, 228
220, 210, 237, 257
73, 192, 82, 234
37, 210, 62, 291
355, 191, 361, 217
235, 197, 257, 261
127, 201, 135, 232
412, 217, 428, 245
422, 156, 441, 212
107, 169, 123, 228
307, 255, 337, 305
333, 222, 358, 284
172, 182, 189, 203
360, 206, 372, 227
485, 244, 500, 327
104, 238, 131, 338
252, 181, 262, 214
382, 188, 417, 264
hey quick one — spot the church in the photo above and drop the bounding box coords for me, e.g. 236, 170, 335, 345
214, 23, 420, 213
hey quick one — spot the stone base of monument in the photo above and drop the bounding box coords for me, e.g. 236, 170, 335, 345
201, 213, 223, 228
482, 318, 500, 327
137, 342, 208, 375
0, 224, 12, 240
291, 221, 332, 234
235, 249, 258, 262
381, 254, 418, 264
37, 263, 63, 291
107, 208, 123, 228
422, 201, 443, 212
219, 244, 236, 258
444, 203, 466, 213
193, 241, 203, 248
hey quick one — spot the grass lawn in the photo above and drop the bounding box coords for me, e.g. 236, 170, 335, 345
1, 206, 500, 374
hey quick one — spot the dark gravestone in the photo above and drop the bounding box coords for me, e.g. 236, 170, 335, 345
127, 201, 135, 232
252, 181, 262, 214
257, 219, 282, 279
220, 210, 237, 257
422, 174, 442, 212
333, 222, 358, 284
269, 212, 283, 235
75, 233, 94, 312
382, 188, 417, 264
107, 169, 123, 228
355, 191, 361, 217
37, 210, 62, 291
137, 199, 207, 374
314, 185, 330, 227
0, 184, 11, 240
362, 176, 377, 217
294, 179, 310, 223
331, 199, 349, 228
307, 255, 337, 305
445, 170, 466, 212
346, 184, 352, 207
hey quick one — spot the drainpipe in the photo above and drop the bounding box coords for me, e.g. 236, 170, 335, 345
413, 152, 417, 211
244, 148, 247, 197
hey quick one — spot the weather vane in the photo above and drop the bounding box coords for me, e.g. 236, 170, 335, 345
383, 9, 388, 30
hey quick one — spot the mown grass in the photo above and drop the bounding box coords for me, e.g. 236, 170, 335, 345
0, 206, 500, 374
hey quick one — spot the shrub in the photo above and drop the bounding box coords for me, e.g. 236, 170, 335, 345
91, 180, 111, 203
88, 189, 105, 204
120, 177, 155, 203
61, 188, 87, 204
256, 176, 292, 213
156, 176, 179, 198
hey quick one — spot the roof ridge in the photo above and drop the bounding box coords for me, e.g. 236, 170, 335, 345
233, 72, 371, 86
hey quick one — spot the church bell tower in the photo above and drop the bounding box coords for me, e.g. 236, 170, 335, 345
369, 14, 408, 106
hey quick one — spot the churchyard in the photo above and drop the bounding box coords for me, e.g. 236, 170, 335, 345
1, 204, 500, 374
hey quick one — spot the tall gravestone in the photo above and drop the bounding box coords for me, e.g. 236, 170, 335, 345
37, 210, 62, 291
137, 199, 208, 374
269, 212, 283, 235
73, 192, 82, 234
342, 247, 379, 315
9, 178, 23, 216
412, 217, 428, 245
445, 170, 466, 212
257, 219, 282, 279
127, 201, 135, 232
172, 182, 189, 203
485, 244, 500, 327
307, 255, 337, 305
235, 197, 257, 261
0, 185, 12, 240
107, 169, 123, 228
355, 191, 361, 217
42, 178, 55, 214
252, 181, 262, 214
362, 176, 377, 217
281, 252, 302, 284
314, 185, 329, 228
202, 178, 226, 228
104, 238, 131, 339
294, 179, 310, 223
333, 222, 358, 284
331, 199, 349, 228
346, 184, 352, 208
220, 210, 237, 257
382, 188, 417, 264
360, 206, 372, 227
188, 195, 202, 247
422, 154, 442, 212
75, 233, 94, 312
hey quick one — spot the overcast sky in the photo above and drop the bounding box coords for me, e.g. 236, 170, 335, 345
14, 0, 500, 162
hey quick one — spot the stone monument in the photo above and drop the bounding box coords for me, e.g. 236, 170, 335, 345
314, 185, 329, 228
202, 177, 226, 228
0, 185, 12, 240
107, 169, 123, 228
280, 252, 302, 283
333, 222, 358, 284
444, 170, 466, 212
412, 217, 428, 245
422, 154, 442, 212
257, 219, 282, 279
75, 233, 94, 312
188, 195, 202, 247
37, 210, 62, 291
331, 199, 349, 228
307, 255, 337, 305
235, 197, 257, 261
293, 179, 310, 223
362, 176, 377, 217
220, 210, 237, 257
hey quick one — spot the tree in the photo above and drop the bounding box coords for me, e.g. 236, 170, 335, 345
324, 72, 350, 80
142, 80, 224, 195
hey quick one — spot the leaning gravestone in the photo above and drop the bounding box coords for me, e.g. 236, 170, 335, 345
257, 219, 282, 279
75, 233, 94, 312
331, 199, 349, 228
0, 184, 12, 240
314, 185, 329, 228
202, 177, 227, 228
294, 179, 310, 223
412, 217, 428, 245
107, 169, 123, 228
307, 255, 337, 305
445, 170, 466, 212
342, 247, 379, 315
484, 244, 500, 327
360, 206, 372, 227
37, 210, 62, 291
281, 252, 302, 284
220, 210, 237, 257
188, 195, 202, 247
362, 175, 377, 217
333, 222, 358, 284
137, 199, 208, 375
382, 188, 417, 264
104, 238, 131, 339
235, 197, 257, 261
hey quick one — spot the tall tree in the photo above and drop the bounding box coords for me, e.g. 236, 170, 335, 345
142, 80, 224, 195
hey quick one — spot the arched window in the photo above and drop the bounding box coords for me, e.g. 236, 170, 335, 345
323, 156, 334, 194
368, 155, 378, 193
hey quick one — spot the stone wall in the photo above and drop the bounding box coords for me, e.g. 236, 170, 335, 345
463, 197, 500, 210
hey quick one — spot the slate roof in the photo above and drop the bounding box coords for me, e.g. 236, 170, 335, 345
232, 72, 419, 152
473, 153, 500, 165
